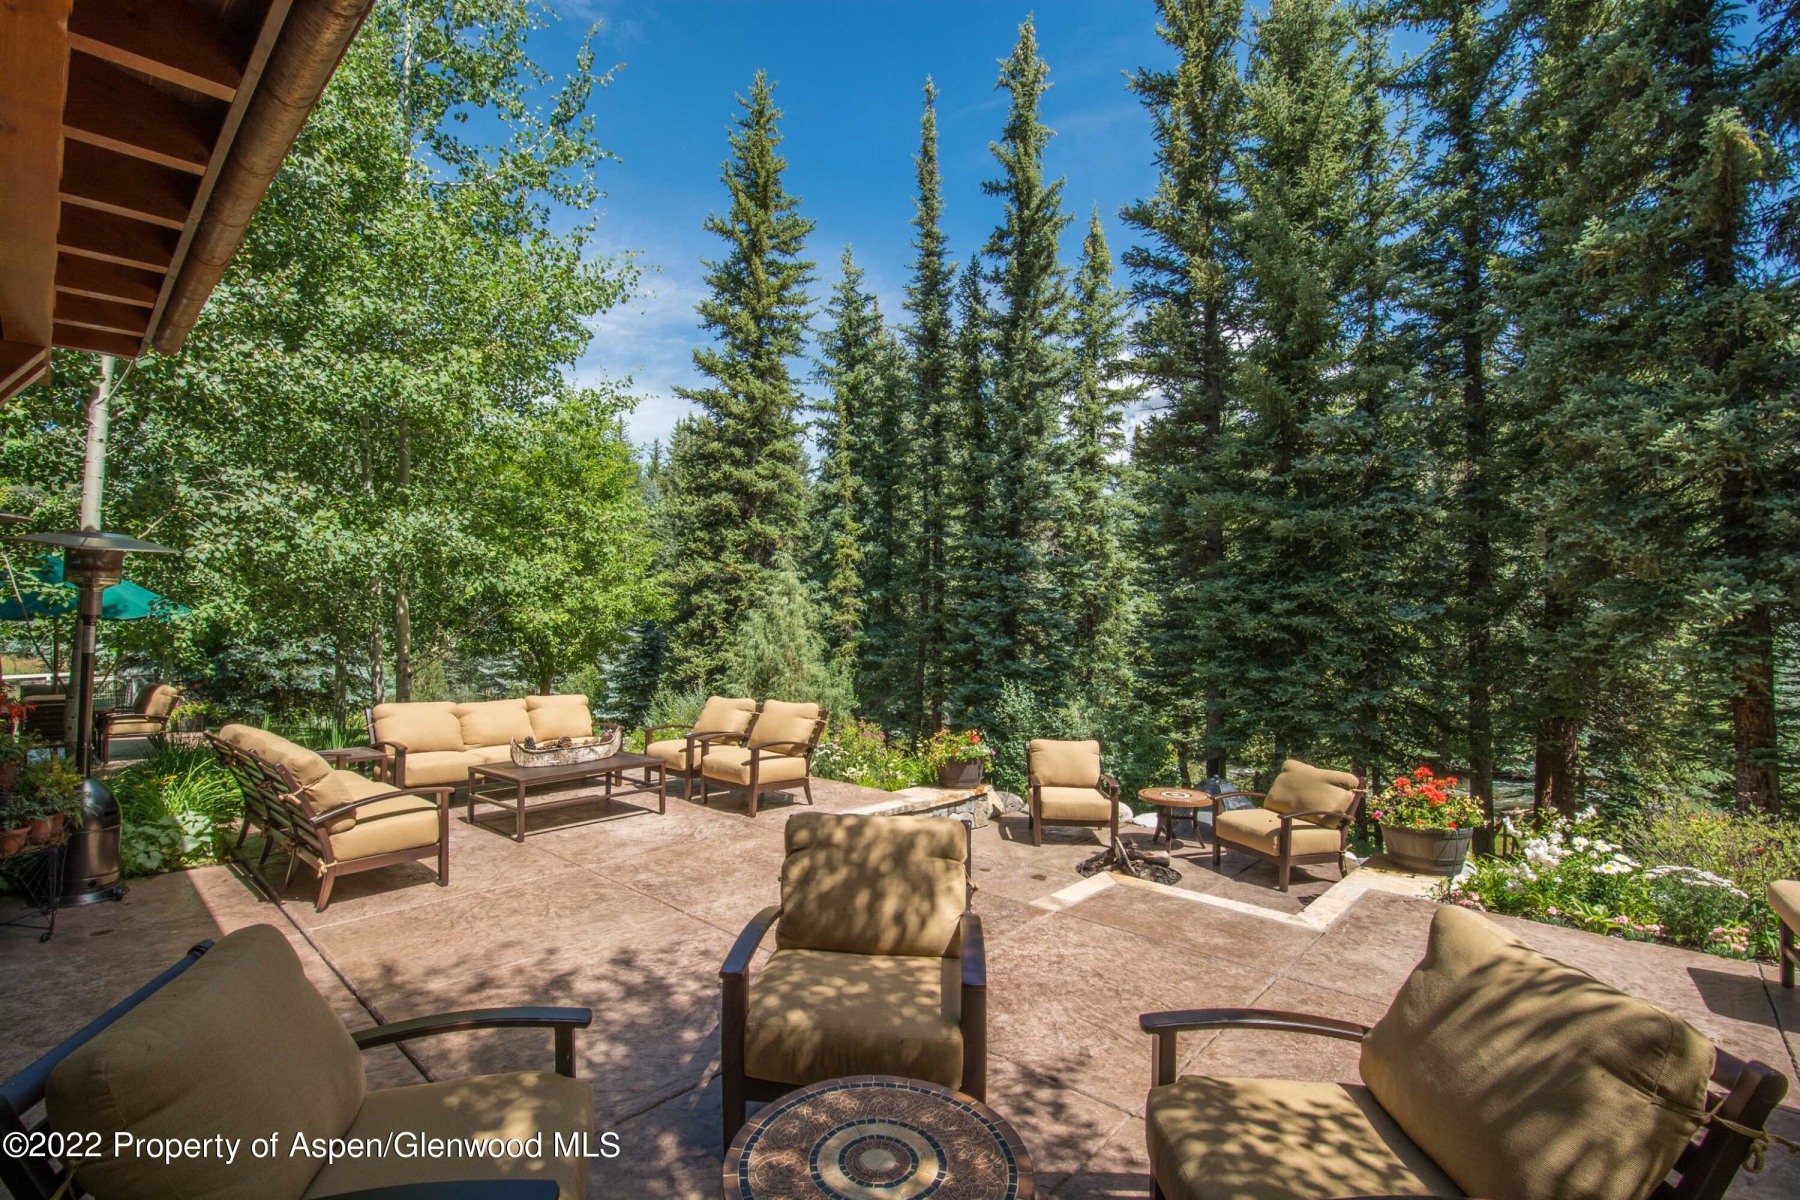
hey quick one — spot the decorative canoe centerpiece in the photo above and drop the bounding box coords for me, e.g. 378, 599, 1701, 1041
509, 724, 623, 767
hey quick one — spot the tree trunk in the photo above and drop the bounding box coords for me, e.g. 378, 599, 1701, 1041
1727, 597, 1780, 812
332, 644, 348, 731
1534, 715, 1580, 816
367, 578, 385, 707
393, 415, 412, 702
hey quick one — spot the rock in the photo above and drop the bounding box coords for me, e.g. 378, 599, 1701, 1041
993, 790, 1026, 814
1130, 811, 1159, 829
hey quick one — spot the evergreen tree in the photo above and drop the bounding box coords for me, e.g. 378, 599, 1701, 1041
810, 247, 874, 674
905, 78, 958, 735
857, 329, 919, 727
724, 559, 856, 718
662, 73, 815, 687
981, 16, 1075, 698
945, 256, 1003, 726
1123, 0, 1246, 780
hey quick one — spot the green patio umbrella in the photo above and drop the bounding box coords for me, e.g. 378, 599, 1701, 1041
0, 553, 189, 622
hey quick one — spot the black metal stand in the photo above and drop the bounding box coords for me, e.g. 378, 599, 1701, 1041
1, 839, 68, 942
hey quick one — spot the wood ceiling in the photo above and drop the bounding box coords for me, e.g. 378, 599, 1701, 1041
0, 0, 373, 403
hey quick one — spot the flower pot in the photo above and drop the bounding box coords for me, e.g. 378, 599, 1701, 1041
938, 759, 983, 789
1382, 824, 1474, 875
0, 826, 27, 857
26, 816, 54, 844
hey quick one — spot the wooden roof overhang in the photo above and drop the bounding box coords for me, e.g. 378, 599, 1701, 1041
0, 0, 375, 403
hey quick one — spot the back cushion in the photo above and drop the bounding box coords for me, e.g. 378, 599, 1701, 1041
1029, 739, 1102, 788
696, 695, 757, 737
48, 924, 364, 1200
777, 812, 967, 958
756, 699, 820, 749
526, 693, 593, 741
1361, 906, 1714, 1200
232, 726, 332, 788
1264, 759, 1361, 829
454, 698, 534, 747
372, 701, 465, 752
141, 684, 180, 718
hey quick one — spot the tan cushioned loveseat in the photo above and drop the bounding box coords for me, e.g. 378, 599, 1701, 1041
371, 694, 593, 787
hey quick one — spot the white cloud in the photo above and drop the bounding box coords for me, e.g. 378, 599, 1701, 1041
580, 263, 708, 449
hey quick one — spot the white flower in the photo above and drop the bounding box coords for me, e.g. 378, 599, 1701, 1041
1593, 840, 1615, 854
1571, 836, 1591, 851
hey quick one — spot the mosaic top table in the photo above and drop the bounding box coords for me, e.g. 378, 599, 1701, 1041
1139, 786, 1211, 849
723, 1075, 1033, 1200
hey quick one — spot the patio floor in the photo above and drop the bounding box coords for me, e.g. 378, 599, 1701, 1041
4, 776, 1797, 1198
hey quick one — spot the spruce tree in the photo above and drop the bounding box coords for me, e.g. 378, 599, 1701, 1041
945, 256, 1004, 726
856, 325, 919, 727
905, 78, 958, 735
661, 73, 814, 687
810, 247, 874, 675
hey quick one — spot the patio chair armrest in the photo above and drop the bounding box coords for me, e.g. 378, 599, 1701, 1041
1099, 773, 1121, 800
315, 1184, 561, 1200
960, 912, 986, 990
352, 1007, 593, 1078
722, 906, 782, 980
371, 739, 408, 777
689, 730, 744, 745
1141, 1008, 1372, 1088
746, 738, 810, 755
307, 786, 452, 828
1277, 808, 1349, 827
1211, 790, 1264, 803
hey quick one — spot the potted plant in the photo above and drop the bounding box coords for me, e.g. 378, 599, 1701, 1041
0, 795, 31, 858
0, 728, 35, 793
16, 756, 82, 844
1370, 766, 1486, 875
931, 729, 994, 789
170, 699, 214, 734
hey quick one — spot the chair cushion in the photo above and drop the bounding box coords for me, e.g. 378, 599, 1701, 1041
1360, 905, 1714, 1200
140, 683, 180, 718
525, 693, 592, 741
48, 924, 364, 1200
1146, 1076, 1460, 1200
299, 768, 394, 832
1214, 807, 1341, 857
302, 1071, 593, 1200
1264, 759, 1361, 829
454, 698, 534, 748
1029, 738, 1102, 788
746, 948, 963, 1090
232, 725, 334, 788
400, 748, 488, 786
1037, 785, 1114, 822
777, 812, 968, 957
103, 715, 167, 737
755, 699, 820, 749
326, 794, 441, 862
371, 701, 465, 753
1769, 880, 1800, 930
647, 737, 701, 773
702, 745, 808, 785
696, 694, 757, 736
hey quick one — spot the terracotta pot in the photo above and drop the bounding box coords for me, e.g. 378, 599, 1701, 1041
937, 759, 983, 789
1382, 824, 1474, 875
0, 827, 27, 857
26, 816, 53, 844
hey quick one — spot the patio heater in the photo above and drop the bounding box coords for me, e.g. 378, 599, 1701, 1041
6, 529, 174, 906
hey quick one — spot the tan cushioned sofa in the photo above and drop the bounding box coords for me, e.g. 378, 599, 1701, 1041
370, 694, 593, 788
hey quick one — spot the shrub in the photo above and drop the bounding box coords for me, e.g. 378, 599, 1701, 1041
110, 744, 242, 877
985, 682, 1174, 803
812, 720, 932, 792
1623, 797, 1800, 956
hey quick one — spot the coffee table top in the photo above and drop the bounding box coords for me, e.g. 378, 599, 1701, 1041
469, 751, 659, 783
1139, 786, 1210, 810
723, 1075, 1033, 1200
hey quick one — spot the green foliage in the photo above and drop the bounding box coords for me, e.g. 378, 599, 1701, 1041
984, 681, 1175, 803
111, 745, 242, 876
722, 564, 856, 719
11, 758, 84, 823
812, 720, 934, 792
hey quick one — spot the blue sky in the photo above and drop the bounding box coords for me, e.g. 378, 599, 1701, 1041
546, 2, 1173, 448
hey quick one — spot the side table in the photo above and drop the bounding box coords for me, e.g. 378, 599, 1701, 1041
320, 745, 389, 780
1138, 787, 1212, 850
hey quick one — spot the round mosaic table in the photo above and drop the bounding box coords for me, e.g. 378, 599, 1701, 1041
722, 1075, 1034, 1200
1139, 787, 1211, 849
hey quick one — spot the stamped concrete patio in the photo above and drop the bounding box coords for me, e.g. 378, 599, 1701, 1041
4, 777, 1798, 1198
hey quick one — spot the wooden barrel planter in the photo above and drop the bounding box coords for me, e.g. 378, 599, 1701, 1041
937, 759, 983, 789
1382, 825, 1474, 875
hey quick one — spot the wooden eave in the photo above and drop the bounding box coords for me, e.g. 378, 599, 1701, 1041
0, 0, 374, 403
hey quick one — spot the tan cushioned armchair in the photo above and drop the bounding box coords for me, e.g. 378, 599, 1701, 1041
368, 695, 593, 788
1211, 758, 1362, 891
1140, 905, 1789, 1200
698, 699, 826, 817
719, 812, 986, 1153
17, 923, 593, 1200
1027, 738, 1120, 847
643, 694, 758, 783
94, 682, 179, 762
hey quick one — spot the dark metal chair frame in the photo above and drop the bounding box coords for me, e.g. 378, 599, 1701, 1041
719, 821, 986, 1154
1209, 776, 1365, 892
1137, 1007, 1789, 1200
204, 730, 298, 867
1026, 740, 1122, 847
1778, 907, 1796, 989
0, 940, 591, 1200
642, 704, 761, 791
697, 709, 828, 817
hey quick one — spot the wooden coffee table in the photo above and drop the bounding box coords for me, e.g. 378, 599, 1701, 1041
723, 1075, 1033, 1200
1139, 786, 1211, 849
467, 752, 665, 842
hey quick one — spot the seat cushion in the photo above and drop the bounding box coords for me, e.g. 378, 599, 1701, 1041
1264, 759, 1361, 829
1361, 906, 1714, 1200
103, 715, 166, 737
303, 1071, 593, 1200
526, 693, 593, 741
371, 701, 465, 753
1770, 880, 1800, 930
1029, 738, 1102, 788
696, 694, 757, 736
400, 748, 488, 786
455, 698, 535, 748
755, 699, 821, 749
1214, 807, 1340, 857
1037, 785, 1114, 822
48, 924, 365, 1200
647, 737, 702, 773
777, 812, 967, 957
746, 948, 963, 1089
471, 743, 515, 765
327, 794, 441, 862
1147, 1076, 1460, 1200
232, 725, 334, 788
701, 744, 808, 785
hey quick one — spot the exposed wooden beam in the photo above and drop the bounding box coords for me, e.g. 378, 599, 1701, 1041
56, 205, 179, 273
0, 342, 52, 404
67, 0, 249, 104
55, 256, 162, 308
53, 322, 141, 358
59, 141, 197, 231
0, 0, 73, 352
54, 294, 152, 337
63, 51, 219, 175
